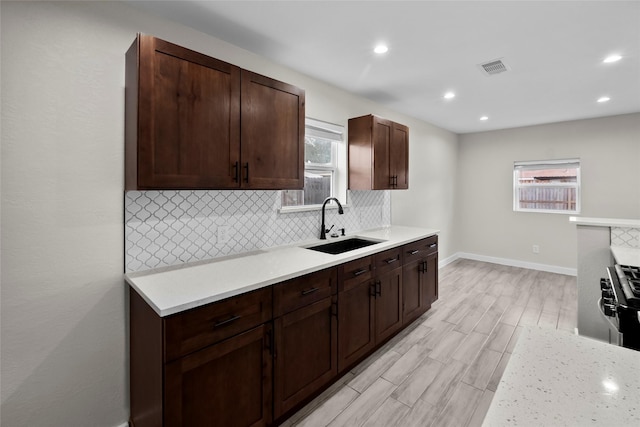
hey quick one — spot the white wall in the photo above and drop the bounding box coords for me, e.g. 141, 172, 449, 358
0, 2, 458, 426
391, 123, 459, 259
456, 113, 640, 272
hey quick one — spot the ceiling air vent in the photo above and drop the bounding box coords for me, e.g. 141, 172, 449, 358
479, 59, 509, 76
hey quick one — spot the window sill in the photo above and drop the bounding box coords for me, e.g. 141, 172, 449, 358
279, 204, 349, 214
514, 209, 580, 215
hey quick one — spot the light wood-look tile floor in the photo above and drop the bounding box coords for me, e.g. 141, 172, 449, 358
280, 259, 578, 427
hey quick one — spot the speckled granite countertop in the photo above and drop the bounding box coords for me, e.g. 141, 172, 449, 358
483, 326, 640, 426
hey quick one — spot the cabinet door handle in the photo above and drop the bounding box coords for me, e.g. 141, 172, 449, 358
243, 163, 249, 183
331, 301, 338, 317
354, 268, 368, 276
420, 261, 428, 273
301, 287, 319, 296
370, 283, 377, 297
376, 281, 382, 296
265, 329, 273, 355
214, 315, 241, 328
385, 257, 398, 264
232, 161, 239, 182
408, 249, 420, 255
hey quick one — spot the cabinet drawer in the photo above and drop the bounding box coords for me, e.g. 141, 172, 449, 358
164, 287, 272, 361
403, 236, 438, 264
338, 256, 374, 292
374, 247, 403, 275
274, 267, 337, 317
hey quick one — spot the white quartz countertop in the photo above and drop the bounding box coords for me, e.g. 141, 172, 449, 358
611, 246, 640, 268
482, 326, 640, 426
570, 216, 640, 228
125, 225, 438, 317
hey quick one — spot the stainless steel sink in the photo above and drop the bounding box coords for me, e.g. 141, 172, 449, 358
306, 238, 383, 255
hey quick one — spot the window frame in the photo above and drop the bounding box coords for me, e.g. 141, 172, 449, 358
280, 118, 347, 213
513, 159, 581, 214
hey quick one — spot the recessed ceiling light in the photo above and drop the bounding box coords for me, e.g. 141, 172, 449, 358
597, 96, 611, 103
603, 54, 622, 63
480, 116, 489, 121
443, 92, 455, 99
373, 44, 388, 54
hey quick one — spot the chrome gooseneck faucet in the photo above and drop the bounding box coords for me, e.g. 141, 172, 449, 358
320, 197, 344, 239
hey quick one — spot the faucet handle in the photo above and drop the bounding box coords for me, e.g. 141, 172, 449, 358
325, 224, 335, 234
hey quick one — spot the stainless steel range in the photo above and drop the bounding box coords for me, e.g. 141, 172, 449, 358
600, 264, 640, 350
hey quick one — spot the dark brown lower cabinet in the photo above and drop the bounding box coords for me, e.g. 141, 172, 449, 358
425, 251, 439, 305
402, 259, 424, 324
401, 236, 439, 325
337, 257, 403, 373
273, 297, 337, 419
165, 324, 272, 427
374, 267, 403, 343
337, 275, 376, 372
337, 256, 376, 372
129, 287, 273, 427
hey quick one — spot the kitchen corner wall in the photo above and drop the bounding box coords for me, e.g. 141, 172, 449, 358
125, 190, 390, 273
456, 113, 640, 272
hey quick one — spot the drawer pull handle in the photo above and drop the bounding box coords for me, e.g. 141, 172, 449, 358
301, 287, 320, 296
428, 244, 437, 248
408, 250, 420, 255
214, 315, 241, 328
385, 257, 398, 264
354, 268, 368, 276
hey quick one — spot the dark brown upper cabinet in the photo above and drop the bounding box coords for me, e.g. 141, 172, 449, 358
348, 114, 409, 190
125, 34, 305, 190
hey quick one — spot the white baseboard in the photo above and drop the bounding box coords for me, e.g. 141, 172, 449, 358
438, 253, 461, 269
441, 252, 577, 276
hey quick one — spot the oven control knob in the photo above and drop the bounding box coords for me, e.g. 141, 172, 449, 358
602, 289, 614, 298
604, 303, 616, 317
600, 278, 611, 290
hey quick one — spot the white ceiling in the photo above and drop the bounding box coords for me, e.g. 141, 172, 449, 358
127, 1, 640, 133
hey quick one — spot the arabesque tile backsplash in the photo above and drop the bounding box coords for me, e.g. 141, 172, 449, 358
611, 227, 640, 249
124, 190, 390, 273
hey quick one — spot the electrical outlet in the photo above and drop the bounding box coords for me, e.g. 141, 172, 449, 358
532, 244, 540, 254
217, 226, 229, 244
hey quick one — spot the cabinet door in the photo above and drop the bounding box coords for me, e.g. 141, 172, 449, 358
274, 297, 337, 418
132, 35, 241, 189
424, 252, 439, 306
390, 122, 409, 189
240, 70, 305, 189
338, 278, 375, 372
375, 267, 403, 343
402, 260, 424, 324
372, 116, 393, 189
164, 324, 272, 427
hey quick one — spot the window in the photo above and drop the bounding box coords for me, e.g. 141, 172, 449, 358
513, 159, 581, 214
281, 118, 346, 210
